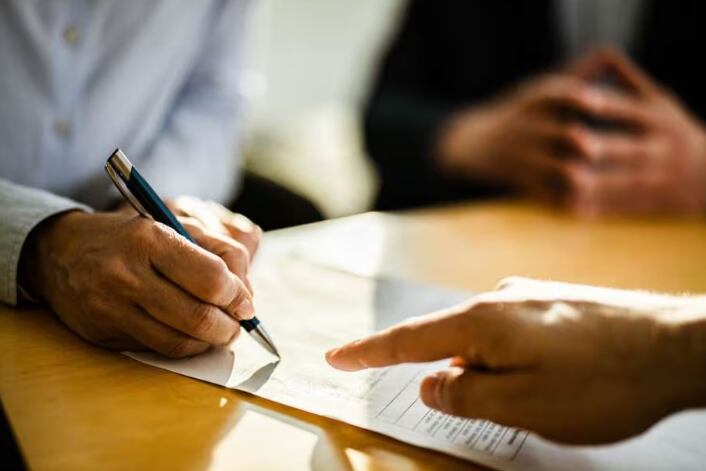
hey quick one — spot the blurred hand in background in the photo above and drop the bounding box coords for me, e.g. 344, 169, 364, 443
564, 49, 706, 216
437, 49, 706, 216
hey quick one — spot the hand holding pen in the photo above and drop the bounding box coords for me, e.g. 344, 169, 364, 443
106, 149, 279, 356
16, 150, 277, 359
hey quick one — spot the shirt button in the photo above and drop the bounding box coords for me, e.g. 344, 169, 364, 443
54, 120, 72, 138
64, 26, 80, 45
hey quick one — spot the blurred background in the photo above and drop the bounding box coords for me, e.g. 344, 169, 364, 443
239, 0, 406, 219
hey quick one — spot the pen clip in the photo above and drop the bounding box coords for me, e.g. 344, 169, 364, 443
105, 162, 152, 219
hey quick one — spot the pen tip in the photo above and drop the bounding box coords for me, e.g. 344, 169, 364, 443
269, 344, 281, 358
250, 325, 280, 358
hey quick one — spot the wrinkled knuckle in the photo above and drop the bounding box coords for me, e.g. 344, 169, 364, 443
213, 257, 230, 278
128, 223, 163, 263
127, 217, 156, 243
190, 303, 218, 337
390, 324, 415, 363
203, 260, 233, 303
229, 284, 248, 308
101, 256, 128, 282
152, 220, 176, 242
102, 259, 143, 298
202, 283, 226, 306
230, 242, 250, 263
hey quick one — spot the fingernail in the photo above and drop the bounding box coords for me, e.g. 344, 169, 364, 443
238, 298, 255, 319
325, 348, 338, 364
325, 345, 362, 371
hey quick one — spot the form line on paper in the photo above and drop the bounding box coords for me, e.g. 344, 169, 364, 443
395, 397, 421, 425
376, 371, 422, 419
413, 408, 432, 431
509, 430, 529, 461
491, 427, 509, 454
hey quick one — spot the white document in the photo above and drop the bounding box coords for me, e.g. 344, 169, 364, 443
127, 256, 706, 470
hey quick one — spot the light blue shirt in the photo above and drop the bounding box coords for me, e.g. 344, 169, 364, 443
0, 0, 252, 305
0, 0, 252, 209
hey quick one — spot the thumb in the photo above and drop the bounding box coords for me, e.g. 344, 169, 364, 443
420, 367, 477, 417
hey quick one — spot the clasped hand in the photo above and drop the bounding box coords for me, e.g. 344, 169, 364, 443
438, 49, 706, 216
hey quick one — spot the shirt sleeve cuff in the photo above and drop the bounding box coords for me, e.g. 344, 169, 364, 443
1, 192, 91, 306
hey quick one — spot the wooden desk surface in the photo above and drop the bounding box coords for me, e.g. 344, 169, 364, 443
3, 201, 706, 471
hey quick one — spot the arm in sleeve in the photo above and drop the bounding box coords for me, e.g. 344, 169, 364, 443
136, 0, 253, 204
0, 179, 90, 306
363, 0, 504, 210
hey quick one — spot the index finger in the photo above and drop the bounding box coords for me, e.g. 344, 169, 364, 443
531, 77, 653, 127
148, 222, 251, 309
222, 213, 261, 260
174, 196, 261, 259
586, 48, 659, 96
180, 217, 253, 293
325, 308, 474, 371
206, 202, 262, 259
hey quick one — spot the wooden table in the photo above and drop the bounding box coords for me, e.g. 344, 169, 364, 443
3, 201, 706, 471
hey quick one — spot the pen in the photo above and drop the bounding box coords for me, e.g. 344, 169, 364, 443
105, 148, 279, 357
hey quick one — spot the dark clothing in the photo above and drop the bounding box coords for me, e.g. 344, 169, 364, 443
364, 0, 706, 210
229, 171, 323, 231
0, 400, 26, 471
